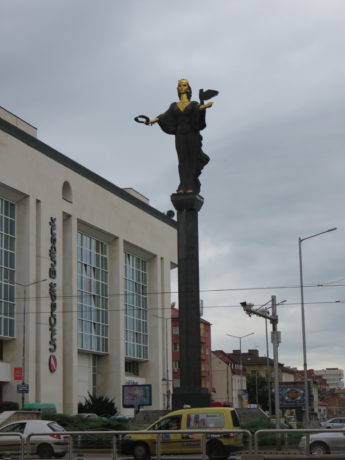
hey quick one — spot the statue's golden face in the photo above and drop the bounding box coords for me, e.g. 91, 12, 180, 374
177, 79, 190, 95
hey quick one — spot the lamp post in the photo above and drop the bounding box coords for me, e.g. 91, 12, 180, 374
154, 314, 171, 409
14, 279, 47, 408
299, 227, 337, 426
226, 332, 254, 407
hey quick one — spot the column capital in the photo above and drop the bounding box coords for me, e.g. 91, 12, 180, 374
170, 193, 204, 211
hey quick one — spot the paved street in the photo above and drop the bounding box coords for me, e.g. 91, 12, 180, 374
68, 454, 241, 460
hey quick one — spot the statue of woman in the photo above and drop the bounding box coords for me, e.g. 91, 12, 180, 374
141, 79, 216, 194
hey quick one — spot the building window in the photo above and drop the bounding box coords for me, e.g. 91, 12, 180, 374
173, 360, 180, 370
124, 253, 148, 360
125, 361, 140, 376
173, 343, 179, 352
0, 198, 16, 338
172, 326, 179, 335
173, 378, 180, 388
77, 232, 108, 353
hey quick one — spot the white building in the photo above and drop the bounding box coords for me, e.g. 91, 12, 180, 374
314, 368, 344, 390
211, 351, 233, 406
0, 107, 177, 414
211, 350, 246, 408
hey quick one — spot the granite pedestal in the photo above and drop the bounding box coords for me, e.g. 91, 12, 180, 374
171, 193, 211, 409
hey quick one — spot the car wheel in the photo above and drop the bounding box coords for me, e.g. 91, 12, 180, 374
133, 442, 150, 459
37, 443, 54, 459
310, 442, 330, 455
206, 440, 228, 460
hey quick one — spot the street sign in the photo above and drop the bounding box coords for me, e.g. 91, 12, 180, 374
17, 384, 29, 393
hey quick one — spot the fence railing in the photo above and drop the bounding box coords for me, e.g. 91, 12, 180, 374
23, 428, 253, 459
2, 427, 344, 459
0, 432, 25, 458
255, 427, 345, 455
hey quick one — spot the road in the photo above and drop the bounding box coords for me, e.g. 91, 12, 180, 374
71, 454, 241, 460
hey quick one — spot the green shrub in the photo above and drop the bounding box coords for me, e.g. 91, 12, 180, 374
241, 419, 277, 446
44, 413, 129, 431
241, 418, 302, 448
0, 401, 19, 412
42, 413, 129, 449
78, 393, 118, 417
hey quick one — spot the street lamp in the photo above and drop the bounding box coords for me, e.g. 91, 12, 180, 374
13, 279, 47, 408
226, 332, 254, 407
299, 227, 337, 426
154, 313, 171, 410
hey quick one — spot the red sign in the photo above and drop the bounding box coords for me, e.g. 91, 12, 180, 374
49, 355, 57, 373
14, 367, 23, 380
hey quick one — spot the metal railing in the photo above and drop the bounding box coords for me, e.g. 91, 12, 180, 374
23, 428, 251, 459
0, 432, 25, 458
255, 427, 345, 455
3, 427, 344, 459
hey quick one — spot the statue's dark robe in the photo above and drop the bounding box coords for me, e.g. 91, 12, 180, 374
157, 102, 209, 193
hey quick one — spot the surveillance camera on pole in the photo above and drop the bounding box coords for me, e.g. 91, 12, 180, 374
240, 296, 283, 430
241, 301, 274, 322
240, 301, 254, 317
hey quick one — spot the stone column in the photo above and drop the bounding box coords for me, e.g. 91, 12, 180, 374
171, 193, 210, 409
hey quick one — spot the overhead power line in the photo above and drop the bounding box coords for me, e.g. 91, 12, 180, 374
2, 299, 345, 317
2, 281, 345, 303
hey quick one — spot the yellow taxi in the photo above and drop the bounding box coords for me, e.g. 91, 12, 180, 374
120, 407, 243, 459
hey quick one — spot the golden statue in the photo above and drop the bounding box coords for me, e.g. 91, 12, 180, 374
135, 79, 218, 194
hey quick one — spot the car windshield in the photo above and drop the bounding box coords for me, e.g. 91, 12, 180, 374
48, 422, 65, 432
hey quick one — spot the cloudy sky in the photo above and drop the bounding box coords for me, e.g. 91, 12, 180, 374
2, 0, 345, 375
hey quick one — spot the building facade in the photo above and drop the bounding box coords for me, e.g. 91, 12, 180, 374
212, 350, 246, 408
0, 107, 177, 414
171, 307, 212, 395
314, 368, 344, 390
322, 388, 345, 418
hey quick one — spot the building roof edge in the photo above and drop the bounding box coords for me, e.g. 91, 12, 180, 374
0, 116, 177, 229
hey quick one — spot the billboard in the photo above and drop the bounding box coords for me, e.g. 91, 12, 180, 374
122, 384, 152, 408
279, 382, 305, 408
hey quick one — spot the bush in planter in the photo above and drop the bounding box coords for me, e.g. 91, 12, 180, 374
43, 413, 129, 449
240, 418, 303, 449
78, 393, 118, 417
240, 419, 278, 447
0, 401, 19, 412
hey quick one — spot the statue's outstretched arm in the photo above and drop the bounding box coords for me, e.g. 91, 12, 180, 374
145, 117, 159, 125
199, 102, 214, 110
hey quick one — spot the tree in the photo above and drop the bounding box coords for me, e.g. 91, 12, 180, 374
78, 393, 118, 417
246, 372, 271, 411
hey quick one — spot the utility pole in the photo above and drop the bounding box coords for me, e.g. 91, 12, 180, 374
265, 316, 272, 415
271, 296, 281, 430
241, 296, 282, 429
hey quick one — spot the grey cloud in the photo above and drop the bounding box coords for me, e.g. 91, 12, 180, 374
1, 0, 345, 372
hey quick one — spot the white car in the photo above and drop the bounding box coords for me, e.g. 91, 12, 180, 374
298, 431, 345, 455
0, 419, 68, 458
321, 417, 345, 429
